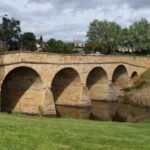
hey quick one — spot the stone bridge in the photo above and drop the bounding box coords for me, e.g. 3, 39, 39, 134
0, 52, 149, 119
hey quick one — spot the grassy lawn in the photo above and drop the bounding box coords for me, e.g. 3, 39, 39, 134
0, 114, 150, 150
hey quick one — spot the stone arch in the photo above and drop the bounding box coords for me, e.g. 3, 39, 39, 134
112, 65, 129, 88
86, 67, 108, 100
1, 66, 44, 114
131, 71, 138, 79
49, 66, 83, 87
51, 67, 82, 106
130, 71, 139, 85
2, 64, 45, 86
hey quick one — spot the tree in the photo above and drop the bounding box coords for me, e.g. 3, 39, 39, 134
87, 20, 121, 54
119, 28, 135, 53
44, 38, 73, 54
85, 41, 108, 54
0, 15, 21, 51
40, 35, 43, 43
129, 18, 150, 54
21, 32, 36, 51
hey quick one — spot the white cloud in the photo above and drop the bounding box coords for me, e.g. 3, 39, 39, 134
0, 0, 150, 41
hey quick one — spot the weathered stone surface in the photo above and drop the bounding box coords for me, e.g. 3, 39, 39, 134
0, 52, 149, 116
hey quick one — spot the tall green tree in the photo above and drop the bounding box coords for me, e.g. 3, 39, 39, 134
120, 28, 134, 48
44, 38, 73, 54
87, 20, 121, 54
21, 32, 36, 51
0, 15, 21, 51
85, 41, 108, 54
129, 18, 150, 53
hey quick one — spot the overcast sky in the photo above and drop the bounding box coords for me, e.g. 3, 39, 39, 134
0, 0, 150, 41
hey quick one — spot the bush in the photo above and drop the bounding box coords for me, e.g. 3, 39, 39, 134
132, 76, 145, 88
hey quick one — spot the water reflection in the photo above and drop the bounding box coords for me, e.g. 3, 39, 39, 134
56, 101, 150, 122
113, 103, 150, 122
56, 101, 118, 121
90, 100, 118, 121
56, 105, 91, 119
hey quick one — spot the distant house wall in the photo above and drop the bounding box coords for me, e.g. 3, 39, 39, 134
73, 42, 86, 54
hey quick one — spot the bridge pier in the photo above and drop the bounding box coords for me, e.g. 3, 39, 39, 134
80, 84, 91, 107
54, 84, 91, 119
42, 87, 56, 116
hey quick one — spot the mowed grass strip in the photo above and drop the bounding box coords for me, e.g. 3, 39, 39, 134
0, 114, 149, 150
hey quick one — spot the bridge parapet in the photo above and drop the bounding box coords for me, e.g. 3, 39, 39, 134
1, 52, 150, 68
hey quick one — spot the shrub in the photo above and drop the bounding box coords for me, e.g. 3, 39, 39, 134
132, 76, 145, 88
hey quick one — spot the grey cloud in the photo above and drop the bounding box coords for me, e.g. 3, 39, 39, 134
118, 0, 150, 9
28, 0, 150, 12
1, 0, 150, 41
28, 0, 112, 12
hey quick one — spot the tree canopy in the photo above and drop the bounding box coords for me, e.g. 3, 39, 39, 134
86, 18, 150, 55
0, 15, 21, 51
0, 15, 37, 51
44, 38, 74, 54
129, 19, 150, 53
1, 15, 150, 55
21, 32, 36, 51
87, 19, 121, 54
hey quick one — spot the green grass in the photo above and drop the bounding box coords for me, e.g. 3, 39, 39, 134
0, 114, 150, 150
141, 70, 150, 80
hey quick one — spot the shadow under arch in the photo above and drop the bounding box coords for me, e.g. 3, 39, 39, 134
51, 67, 82, 105
130, 71, 139, 85
1, 66, 44, 114
87, 67, 108, 88
131, 71, 138, 79
112, 65, 129, 88
51, 67, 91, 118
86, 67, 117, 121
86, 67, 108, 100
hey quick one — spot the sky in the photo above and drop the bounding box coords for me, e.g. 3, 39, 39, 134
0, 0, 150, 41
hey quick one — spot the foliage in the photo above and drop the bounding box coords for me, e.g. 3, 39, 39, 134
21, 32, 36, 51
141, 70, 150, 81
36, 36, 43, 45
124, 70, 150, 107
86, 18, 150, 55
0, 47, 7, 53
44, 38, 74, 54
132, 76, 145, 88
129, 19, 150, 54
1, 15, 150, 55
87, 20, 121, 54
120, 28, 134, 48
123, 76, 145, 92
0, 15, 21, 51
85, 41, 109, 54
